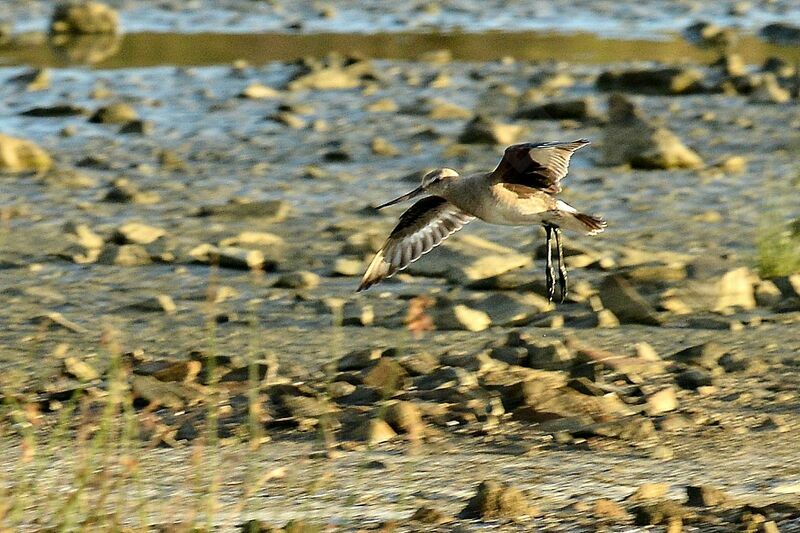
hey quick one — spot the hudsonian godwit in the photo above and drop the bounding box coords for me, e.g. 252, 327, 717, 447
357, 139, 606, 302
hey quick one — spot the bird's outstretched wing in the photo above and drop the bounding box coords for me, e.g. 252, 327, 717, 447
358, 196, 474, 291
492, 139, 589, 194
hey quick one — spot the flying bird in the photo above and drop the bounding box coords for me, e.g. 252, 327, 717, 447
357, 139, 606, 302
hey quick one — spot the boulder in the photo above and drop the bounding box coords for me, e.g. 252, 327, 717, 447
50, 1, 119, 34
0, 134, 53, 173
603, 94, 703, 170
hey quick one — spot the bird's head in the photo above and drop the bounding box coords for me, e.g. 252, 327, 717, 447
375, 167, 459, 209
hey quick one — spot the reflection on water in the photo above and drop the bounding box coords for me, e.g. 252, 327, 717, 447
0, 30, 799, 68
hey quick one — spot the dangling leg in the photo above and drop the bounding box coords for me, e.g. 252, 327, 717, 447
554, 227, 568, 303
544, 225, 556, 303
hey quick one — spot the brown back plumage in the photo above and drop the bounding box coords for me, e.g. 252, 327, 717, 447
492, 139, 590, 194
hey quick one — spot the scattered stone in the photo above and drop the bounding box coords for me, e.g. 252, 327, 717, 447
685, 21, 737, 48
198, 200, 290, 222
64, 222, 103, 249
472, 292, 551, 326
458, 115, 524, 145
269, 111, 306, 129
366, 98, 398, 113
131, 375, 200, 410
597, 67, 705, 95
571, 416, 656, 441
675, 368, 713, 390
714, 267, 757, 312
89, 103, 138, 124
63, 356, 99, 381
430, 302, 491, 332
0, 134, 53, 174
189, 244, 268, 271
370, 137, 399, 156
332, 257, 362, 277
686, 485, 729, 507
760, 23, 800, 45
626, 483, 670, 502
755, 280, 783, 307
593, 498, 628, 520
152, 360, 201, 383
413, 366, 478, 390
103, 178, 160, 204
603, 94, 703, 170
220, 231, 285, 248
713, 53, 747, 77
129, 294, 177, 314
750, 73, 791, 104
670, 342, 725, 369
384, 401, 424, 437
410, 506, 451, 524
515, 97, 600, 121
338, 349, 383, 372
459, 480, 535, 520
646, 386, 679, 416
239, 82, 281, 99
362, 358, 407, 396
527, 339, 573, 371
274, 271, 320, 290
50, 1, 120, 34
119, 119, 153, 135
97, 244, 152, 266
356, 418, 396, 445
716, 154, 748, 173
634, 500, 686, 526
111, 222, 165, 245
12, 68, 51, 91
287, 67, 361, 91
20, 104, 87, 117
598, 275, 661, 325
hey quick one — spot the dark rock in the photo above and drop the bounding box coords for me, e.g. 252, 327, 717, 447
675, 368, 713, 390
385, 401, 424, 437
197, 200, 290, 221
686, 485, 729, 507
89, 103, 138, 124
97, 244, 152, 266
684, 21, 737, 48
603, 94, 703, 170
760, 23, 800, 45
20, 104, 87, 117
670, 342, 726, 369
597, 68, 705, 95
527, 340, 573, 370
598, 275, 661, 325
362, 358, 407, 397
337, 348, 383, 371
119, 119, 153, 135
515, 97, 600, 121
458, 115, 523, 145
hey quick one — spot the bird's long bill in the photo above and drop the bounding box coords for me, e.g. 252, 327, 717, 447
375, 185, 425, 209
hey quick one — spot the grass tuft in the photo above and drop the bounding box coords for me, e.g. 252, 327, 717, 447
756, 218, 800, 278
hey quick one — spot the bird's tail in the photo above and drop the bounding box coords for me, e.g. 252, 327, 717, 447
572, 212, 607, 235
